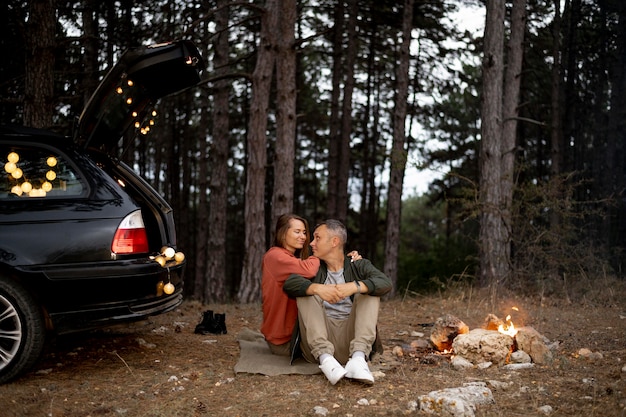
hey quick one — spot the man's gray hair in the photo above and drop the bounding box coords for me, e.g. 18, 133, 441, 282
317, 219, 347, 246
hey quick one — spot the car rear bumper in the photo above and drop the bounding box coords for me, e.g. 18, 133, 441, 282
48, 289, 184, 334
16, 258, 186, 334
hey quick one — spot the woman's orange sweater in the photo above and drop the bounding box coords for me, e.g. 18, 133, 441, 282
261, 247, 319, 345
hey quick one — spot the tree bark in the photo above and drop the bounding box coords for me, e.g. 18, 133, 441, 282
479, 0, 507, 306
81, 0, 99, 107
271, 0, 297, 232
204, 0, 230, 303
500, 0, 526, 286
383, 0, 413, 298
23, 0, 56, 128
237, 0, 278, 303
326, 0, 345, 220
335, 0, 358, 223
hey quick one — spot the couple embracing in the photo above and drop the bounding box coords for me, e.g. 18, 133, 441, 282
260, 214, 391, 385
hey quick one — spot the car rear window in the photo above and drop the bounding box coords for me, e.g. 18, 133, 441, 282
1, 144, 84, 199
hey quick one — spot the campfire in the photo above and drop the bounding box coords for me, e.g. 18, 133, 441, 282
426, 307, 553, 367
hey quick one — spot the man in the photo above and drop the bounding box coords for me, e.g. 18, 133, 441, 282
283, 219, 392, 385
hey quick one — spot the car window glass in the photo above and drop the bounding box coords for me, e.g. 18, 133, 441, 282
1, 145, 84, 199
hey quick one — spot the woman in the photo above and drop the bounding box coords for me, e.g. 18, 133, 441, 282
261, 214, 319, 355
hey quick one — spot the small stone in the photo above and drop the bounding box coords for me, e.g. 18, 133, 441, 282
537, 405, 553, 415
451, 355, 474, 370
392, 346, 404, 357
410, 339, 430, 349
313, 406, 329, 416
503, 363, 533, 370
410, 331, 425, 338
357, 398, 369, 406
510, 350, 532, 364
621, 365, 626, 373
477, 361, 493, 369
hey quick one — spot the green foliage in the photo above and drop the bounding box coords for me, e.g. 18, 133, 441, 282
396, 194, 478, 294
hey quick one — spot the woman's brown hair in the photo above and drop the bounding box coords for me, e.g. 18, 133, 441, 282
273, 213, 311, 259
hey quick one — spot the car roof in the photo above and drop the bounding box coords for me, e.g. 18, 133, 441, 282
0, 125, 71, 145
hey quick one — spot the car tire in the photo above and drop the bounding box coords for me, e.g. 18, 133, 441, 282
0, 276, 46, 384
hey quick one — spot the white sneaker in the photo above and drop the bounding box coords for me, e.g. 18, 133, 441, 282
344, 356, 374, 385
319, 356, 347, 385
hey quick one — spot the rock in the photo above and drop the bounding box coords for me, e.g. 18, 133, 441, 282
510, 350, 531, 364
502, 363, 534, 370
418, 382, 494, 417
477, 361, 492, 369
537, 405, 554, 415
392, 345, 404, 357
515, 327, 553, 364
451, 356, 474, 370
452, 329, 513, 366
487, 380, 512, 390
577, 348, 603, 360
313, 406, 328, 416
410, 339, 431, 349
430, 315, 470, 351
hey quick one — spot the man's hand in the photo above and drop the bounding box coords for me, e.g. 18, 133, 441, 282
307, 283, 344, 303
307, 281, 368, 303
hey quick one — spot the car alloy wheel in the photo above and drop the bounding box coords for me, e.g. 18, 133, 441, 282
0, 277, 46, 384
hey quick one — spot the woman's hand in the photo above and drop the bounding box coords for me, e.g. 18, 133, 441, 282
347, 250, 362, 262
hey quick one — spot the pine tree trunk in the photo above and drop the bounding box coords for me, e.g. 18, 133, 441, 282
479, 0, 507, 306
271, 0, 297, 231
204, 0, 231, 303
335, 0, 358, 223
500, 0, 526, 286
23, 0, 56, 128
383, 0, 413, 298
327, 0, 345, 219
237, 0, 278, 303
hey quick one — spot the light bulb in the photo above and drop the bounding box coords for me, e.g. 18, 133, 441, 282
7, 152, 19, 163
163, 282, 175, 294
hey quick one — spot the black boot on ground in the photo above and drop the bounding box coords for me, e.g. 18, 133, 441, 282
194, 310, 215, 335
213, 313, 227, 334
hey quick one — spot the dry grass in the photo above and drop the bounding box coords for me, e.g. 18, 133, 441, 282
1, 288, 625, 416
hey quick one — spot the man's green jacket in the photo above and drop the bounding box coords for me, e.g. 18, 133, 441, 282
283, 257, 392, 298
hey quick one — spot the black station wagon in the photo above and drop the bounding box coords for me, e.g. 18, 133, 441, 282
0, 40, 204, 383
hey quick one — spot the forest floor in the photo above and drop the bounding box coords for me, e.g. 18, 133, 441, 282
1, 286, 625, 417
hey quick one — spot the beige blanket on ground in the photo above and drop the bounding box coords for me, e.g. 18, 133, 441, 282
234, 328, 321, 376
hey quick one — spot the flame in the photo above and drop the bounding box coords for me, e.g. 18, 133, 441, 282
497, 315, 518, 337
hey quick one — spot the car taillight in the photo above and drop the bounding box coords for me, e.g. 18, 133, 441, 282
111, 211, 149, 254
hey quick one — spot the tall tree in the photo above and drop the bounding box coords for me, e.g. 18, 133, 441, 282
327, 0, 358, 223
271, 0, 297, 230
23, 0, 56, 128
326, 0, 346, 221
383, 0, 414, 297
500, 0, 527, 287
479, 0, 507, 305
203, 0, 231, 303
237, 0, 279, 303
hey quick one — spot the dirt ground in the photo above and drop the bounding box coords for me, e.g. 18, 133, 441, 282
1, 288, 625, 417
